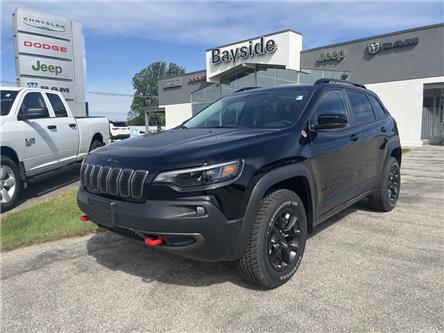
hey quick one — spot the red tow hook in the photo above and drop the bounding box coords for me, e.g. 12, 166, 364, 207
80, 214, 90, 222
144, 236, 164, 247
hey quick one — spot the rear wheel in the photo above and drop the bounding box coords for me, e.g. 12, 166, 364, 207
0, 156, 21, 212
368, 157, 400, 212
237, 189, 307, 289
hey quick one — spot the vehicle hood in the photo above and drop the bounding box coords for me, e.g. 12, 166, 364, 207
86, 128, 289, 170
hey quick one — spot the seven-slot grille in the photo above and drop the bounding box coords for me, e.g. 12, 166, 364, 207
80, 163, 149, 199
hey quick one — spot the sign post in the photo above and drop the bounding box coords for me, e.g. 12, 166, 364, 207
13, 8, 86, 116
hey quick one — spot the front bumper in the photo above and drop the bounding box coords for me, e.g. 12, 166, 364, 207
77, 187, 243, 262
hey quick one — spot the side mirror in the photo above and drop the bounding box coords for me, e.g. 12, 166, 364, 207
18, 107, 48, 120
312, 113, 348, 130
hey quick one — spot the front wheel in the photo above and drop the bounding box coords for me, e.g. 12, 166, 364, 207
236, 189, 307, 289
368, 157, 401, 212
0, 156, 22, 212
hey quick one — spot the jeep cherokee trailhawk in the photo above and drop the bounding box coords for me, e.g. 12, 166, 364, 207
77, 79, 401, 289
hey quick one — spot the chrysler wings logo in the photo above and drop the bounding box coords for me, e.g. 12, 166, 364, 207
23, 17, 66, 32
106, 158, 119, 166
367, 41, 381, 55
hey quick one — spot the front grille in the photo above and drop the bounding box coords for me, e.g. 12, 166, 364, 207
81, 163, 148, 199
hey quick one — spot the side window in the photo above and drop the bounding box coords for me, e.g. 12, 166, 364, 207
313, 90, 349, 126
346, 91, 376, 125
47, 93, 68, 117
368, 95, 386, 120
19, 92, 49, 119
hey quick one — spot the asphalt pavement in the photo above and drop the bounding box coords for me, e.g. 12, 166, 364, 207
1, 145, 443, 332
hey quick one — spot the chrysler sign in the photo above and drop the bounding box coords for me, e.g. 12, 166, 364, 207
23, 16, 66, 32
15, 9, 72, 40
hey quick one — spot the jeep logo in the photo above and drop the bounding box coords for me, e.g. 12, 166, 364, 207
318, 49, 346, 62
31, 60, 62, 75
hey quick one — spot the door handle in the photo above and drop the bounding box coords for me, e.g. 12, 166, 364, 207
381, 126, 387, 133
47, 125, 57, 130
69, 123, 77, 128
350, 133, 361, 141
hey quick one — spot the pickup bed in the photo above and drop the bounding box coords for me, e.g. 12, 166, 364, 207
1, 87, 110, 211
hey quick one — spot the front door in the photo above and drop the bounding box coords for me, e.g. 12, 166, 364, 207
308, 89, 362, 217
16, 92, 60, 175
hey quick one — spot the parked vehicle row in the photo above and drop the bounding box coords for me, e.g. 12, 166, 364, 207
0, 87, 110, 211
77, 79, 402, 289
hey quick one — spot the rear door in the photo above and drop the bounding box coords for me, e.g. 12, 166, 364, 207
309, 89, 362, 217
345, 90, 387, 192
16, 92, 60, 175
45, 92, 79, 165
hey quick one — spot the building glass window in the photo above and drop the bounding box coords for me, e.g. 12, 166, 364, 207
276, 68, 298, 85
191, 66, 349, 116
257, 67, 276, 87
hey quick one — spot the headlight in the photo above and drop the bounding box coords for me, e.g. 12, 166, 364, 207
153, 160, 243, 189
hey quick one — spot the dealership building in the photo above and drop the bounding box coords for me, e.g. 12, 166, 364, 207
158, 23, 444, 146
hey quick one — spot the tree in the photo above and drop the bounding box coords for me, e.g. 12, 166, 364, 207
127, 61, 185, 126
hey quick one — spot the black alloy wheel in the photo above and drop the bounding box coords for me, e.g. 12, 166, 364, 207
268, 208, 302, 271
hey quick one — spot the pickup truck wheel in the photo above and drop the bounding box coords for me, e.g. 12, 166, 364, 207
368, 157, 400, 212
0, 156, 21, 212
89, 140, 103, 152
236, 189, 307, 289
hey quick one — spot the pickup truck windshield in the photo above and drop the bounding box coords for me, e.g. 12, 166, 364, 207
1, 90, 19, 116
183, 87, 313, 129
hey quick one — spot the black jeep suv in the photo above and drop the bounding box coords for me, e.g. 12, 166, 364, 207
77, 79, 401, 289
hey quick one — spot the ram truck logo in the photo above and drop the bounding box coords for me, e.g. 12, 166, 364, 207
367, 41, 381, 55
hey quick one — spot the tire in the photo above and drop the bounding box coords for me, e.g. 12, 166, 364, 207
236, 189, 307, 289
368, 157, 400, 212
0, 155, 22, 212
89, 140, 103, 152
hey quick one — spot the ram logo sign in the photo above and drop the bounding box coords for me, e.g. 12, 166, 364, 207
367, 42, 381, 55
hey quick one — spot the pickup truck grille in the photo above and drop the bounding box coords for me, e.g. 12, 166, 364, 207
80, 163, 149, 199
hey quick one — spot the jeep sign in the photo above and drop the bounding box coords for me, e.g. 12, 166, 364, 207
18, 55, 73, 80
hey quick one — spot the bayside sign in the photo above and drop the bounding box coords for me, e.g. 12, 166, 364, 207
211, 37, 277, 65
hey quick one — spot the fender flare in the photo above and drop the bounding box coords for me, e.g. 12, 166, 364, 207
228, 162, 316, 260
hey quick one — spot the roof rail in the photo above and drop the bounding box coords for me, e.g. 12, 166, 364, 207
314, 78, 366, 89
234, 86, 260, 93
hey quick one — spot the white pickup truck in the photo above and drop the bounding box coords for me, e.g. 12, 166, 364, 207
0, 87, 110, 211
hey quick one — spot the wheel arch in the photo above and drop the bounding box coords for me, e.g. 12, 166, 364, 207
229, 163, 316, 260
1, 146, 19, 165
91, 133, 104, 145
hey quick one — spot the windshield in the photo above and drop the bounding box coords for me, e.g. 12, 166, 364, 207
1, 90, 19, 116
183, 87, 313, 129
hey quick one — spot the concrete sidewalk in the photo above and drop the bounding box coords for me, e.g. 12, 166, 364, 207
1, 146, 443, 332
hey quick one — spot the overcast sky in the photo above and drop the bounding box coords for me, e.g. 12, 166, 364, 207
1, 0, 443, 120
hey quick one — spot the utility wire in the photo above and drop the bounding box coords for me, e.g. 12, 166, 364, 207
0, 82, 156, 98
